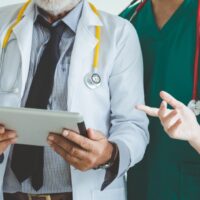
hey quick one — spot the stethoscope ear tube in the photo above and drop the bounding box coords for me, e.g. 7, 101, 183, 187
129, 0, 140, 6
192, 0, 200, 101
127, 0, 142, 8
119, 0, 140, 16
129, 0, 147, 22
187, 0, 200, 116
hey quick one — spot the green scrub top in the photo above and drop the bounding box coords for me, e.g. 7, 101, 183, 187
121, 0, 200, 200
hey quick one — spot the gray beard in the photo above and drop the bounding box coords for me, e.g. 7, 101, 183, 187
33, 0, 81, 16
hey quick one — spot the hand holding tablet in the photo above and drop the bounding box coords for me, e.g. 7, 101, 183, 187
0, 126, 17, 154
0, 107, 87, 147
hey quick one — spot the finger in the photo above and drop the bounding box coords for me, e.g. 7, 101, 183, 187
162, 110, 178, 125
136, 104, 159, 117
0, 131, 17, 142
49, 142, 79, 166
62, 130, 93, 151
87, 129, 105, 141
158, 101, 168, 121
0, 125, 5, 134
160, 91, 184, 109
48, 134, 88, 160
0, 138, 17, 153
48, 134, 72, 151
167, 119, 182, 137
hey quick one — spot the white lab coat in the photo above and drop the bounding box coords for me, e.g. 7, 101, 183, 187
0, 1, 149, 200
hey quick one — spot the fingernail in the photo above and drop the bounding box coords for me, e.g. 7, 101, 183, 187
63, 130, 69, 137
48, 136, 54, 141
161, 101, 166, 107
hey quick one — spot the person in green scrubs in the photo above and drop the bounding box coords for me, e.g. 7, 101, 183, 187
121, 0, 200, 199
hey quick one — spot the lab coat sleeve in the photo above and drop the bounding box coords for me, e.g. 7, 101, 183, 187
108, 21, 149, 178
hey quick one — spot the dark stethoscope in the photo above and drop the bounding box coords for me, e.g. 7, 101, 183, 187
127, 0, 200, 116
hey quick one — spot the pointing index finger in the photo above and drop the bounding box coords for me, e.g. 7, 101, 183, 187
136, 104, 159, 117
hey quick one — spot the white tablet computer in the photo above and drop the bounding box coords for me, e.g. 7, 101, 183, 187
0, 107, 87, 146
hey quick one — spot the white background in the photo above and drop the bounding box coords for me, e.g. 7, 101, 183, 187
0, 0, 132, 15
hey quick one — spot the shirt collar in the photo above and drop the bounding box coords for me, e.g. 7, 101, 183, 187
34, 1, 83, 33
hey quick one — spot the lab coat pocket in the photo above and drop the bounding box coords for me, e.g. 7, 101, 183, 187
180, 162, 200, 200
0, 39, 21, 94
92, 187, 126, 200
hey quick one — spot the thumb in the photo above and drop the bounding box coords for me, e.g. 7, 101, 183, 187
87, 128, 105, 141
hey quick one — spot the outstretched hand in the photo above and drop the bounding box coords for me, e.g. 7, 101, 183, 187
137, 91, 200, 149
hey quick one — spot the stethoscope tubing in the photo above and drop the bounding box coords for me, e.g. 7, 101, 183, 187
193, 0, 200, 100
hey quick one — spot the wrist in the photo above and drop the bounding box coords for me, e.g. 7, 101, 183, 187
95, 142, 118, 169
107, 142, 118, 165
189, 125, 200, 154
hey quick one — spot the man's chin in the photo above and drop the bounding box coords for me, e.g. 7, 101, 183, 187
33, 0, 81, 16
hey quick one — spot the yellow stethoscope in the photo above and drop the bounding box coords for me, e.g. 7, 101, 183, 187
1, 0, 102, 90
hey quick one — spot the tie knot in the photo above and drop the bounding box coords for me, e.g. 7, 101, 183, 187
36, 15, 65, 37
50, 22, 66, 37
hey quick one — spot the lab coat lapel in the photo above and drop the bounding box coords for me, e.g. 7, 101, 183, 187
67, 1, 103, 110
13, 3, 35, 98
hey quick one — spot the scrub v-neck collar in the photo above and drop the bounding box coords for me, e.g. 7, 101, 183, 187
147, 0, 191, 38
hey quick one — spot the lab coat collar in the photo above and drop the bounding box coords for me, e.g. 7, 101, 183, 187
81, 0, 103, 27
12, 6, 34, 98
24, 1, 35, 19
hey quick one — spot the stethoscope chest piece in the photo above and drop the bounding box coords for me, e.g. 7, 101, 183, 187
188, 100, 200, 116
84, 72, 101, 89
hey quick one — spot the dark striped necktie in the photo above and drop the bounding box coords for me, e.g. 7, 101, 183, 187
11, 16, 66, 191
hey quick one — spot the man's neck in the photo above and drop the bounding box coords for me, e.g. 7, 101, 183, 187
151, 0, 184, 29
39, 8, 69, 24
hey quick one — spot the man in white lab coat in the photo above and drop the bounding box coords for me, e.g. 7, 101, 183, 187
0, 0, 149, 200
